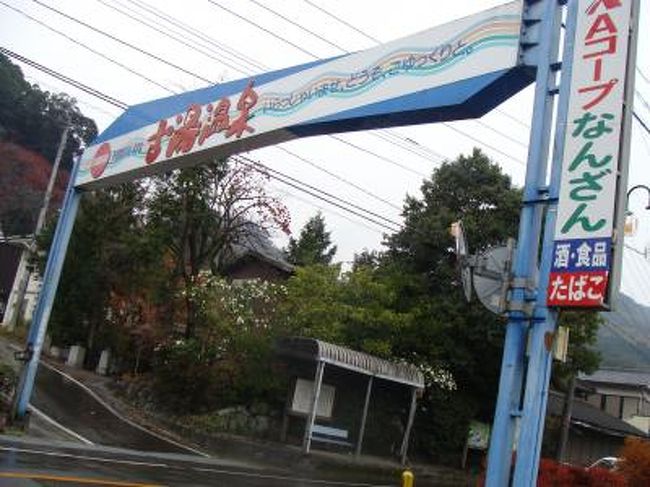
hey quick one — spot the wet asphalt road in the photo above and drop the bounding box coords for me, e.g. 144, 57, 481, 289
0, 437, 395, 487
0, 360, 397, 486
31, 363, 191, 454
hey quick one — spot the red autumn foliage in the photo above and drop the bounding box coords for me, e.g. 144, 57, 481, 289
0, 141, 68, 199
618, 437, 650, 487
0, 141, 68, 234
476, 458, 625, 486
536, 458, 625, 486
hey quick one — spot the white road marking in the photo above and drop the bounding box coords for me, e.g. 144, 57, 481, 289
0, 446, 169, 468
0, 446, 393, 487
28, 403, 94, 446
192, 467, 395, 486
38, 361, 209, 457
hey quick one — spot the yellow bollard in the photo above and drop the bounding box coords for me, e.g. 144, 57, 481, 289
401, 469, 414, 487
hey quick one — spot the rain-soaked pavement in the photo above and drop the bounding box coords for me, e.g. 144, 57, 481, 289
31, 363, 191, 454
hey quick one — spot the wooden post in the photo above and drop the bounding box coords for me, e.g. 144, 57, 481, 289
400, 387, 418, 465
302, 361, 325, 454
355, 375, 374, 458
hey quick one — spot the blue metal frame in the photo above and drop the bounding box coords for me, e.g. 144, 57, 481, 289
512, 0, 578, 483
15, 155, 83, 416
485, 0, 564, 485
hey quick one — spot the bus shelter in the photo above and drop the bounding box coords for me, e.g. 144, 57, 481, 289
276, 337, 424, 463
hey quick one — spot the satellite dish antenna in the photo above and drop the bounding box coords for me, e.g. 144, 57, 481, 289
450, 221, 472, 302
473, 239, 516, 316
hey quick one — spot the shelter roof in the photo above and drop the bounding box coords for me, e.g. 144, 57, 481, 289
276, 337, 424, 389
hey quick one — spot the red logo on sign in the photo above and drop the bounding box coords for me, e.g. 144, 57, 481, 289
90, 143, 111, 178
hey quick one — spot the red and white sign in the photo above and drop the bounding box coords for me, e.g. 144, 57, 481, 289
547, 0, 635, 308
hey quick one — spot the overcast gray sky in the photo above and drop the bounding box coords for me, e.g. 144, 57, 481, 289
1, 0, 649, 285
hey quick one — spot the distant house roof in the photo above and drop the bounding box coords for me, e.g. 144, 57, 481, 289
276, 337, 425, 389
219, 222, 294, 275
579, 369, 650, 389
547, 390, 646, 438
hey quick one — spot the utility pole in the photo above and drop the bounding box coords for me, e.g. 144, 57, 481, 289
2, 125, 70, 330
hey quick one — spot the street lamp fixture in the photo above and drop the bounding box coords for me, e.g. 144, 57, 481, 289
626, 184, 650, 214
624, 185, 650, 237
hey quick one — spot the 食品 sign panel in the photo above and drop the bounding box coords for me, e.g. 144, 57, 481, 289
548, 0, 634, 308
75, 1, 528, 189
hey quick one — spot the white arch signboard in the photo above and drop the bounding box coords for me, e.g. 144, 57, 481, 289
76, 1, 529, 189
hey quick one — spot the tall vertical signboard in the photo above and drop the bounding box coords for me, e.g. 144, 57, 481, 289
547, 0, 635, 308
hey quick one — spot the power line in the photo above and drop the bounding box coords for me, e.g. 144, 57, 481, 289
637, 67, 650, 85
20, 0, 408, 212
46, 0, 424, 205
301, 0, 382, 45
125, 0, 265, 71
442, 123, 526, 167
633, 111, 650, 138
1, 46, 128, 109
236, 154, 402, 229
235, 155, 401, 232
328, 135, 427, 177
94, 0, 254, 77
636, 117, 650, 156
247, 0, 347, 53
206, 0, 318, 59
220, 0, 455, 163
2, 1, 175, 94
274, 187, 386, 236
300, 1, 531, 162
274, 146, 403, 211
474, 119, 528, 149
370, 130, 449, 165
494, 107, 531, 130
635, 89, 650, 118
29, 0, 213, 84
25, 75, 122, 119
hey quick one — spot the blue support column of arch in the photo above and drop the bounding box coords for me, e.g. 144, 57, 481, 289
485, 0, 564, 484
511, 1, 579, 483
14, 156, 83, 417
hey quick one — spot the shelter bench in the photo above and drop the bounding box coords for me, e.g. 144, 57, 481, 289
311, 424, 353, 448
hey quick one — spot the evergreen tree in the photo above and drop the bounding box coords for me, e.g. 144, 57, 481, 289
286, 212, 337, 266
37, 182, 165, 364
381, 148, 523, 461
